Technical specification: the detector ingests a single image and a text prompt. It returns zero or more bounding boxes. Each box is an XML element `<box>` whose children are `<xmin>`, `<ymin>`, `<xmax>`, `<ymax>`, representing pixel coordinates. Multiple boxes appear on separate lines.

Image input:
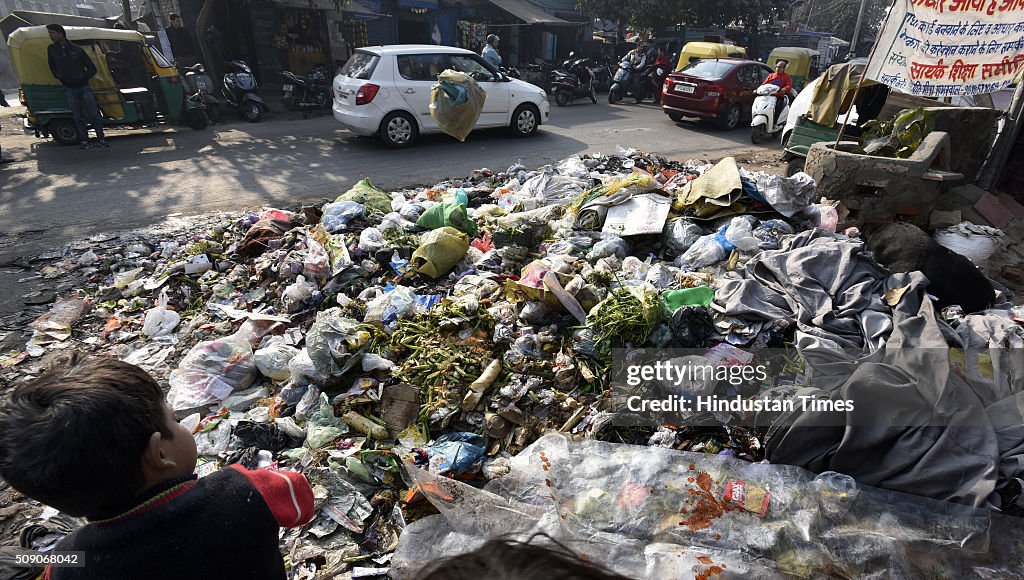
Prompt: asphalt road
<box><xmin>0</xmin><ymin>98</ymin><xmax>781</xmax><ymax>261</ymax></box>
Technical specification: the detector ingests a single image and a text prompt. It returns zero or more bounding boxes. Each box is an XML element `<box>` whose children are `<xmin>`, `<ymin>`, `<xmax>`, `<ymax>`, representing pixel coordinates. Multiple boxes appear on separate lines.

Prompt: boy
<box><xmin>0</xmin><ymin>354</ymin><xmax>314</xmax><ymax>579</ymax></box>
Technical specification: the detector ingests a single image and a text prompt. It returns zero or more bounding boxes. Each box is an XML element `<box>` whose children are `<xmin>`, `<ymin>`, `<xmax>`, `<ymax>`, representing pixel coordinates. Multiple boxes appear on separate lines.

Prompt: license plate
<box><xmin>676</xmin><ymin>83</ymin><xmax>695</xmax><ymax>94</ymax></box>
<box><xmin>282</xmin><ymin>84</ymin><xmax>294</xmax><ymax>91</ymax></box>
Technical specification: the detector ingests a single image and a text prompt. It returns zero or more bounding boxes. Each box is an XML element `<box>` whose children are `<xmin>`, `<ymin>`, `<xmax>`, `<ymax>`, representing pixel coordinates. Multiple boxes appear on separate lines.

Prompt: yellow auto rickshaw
<box><xmin>8</xmin><ymin>26</ymin><xmax>209</xmax><ymax>145</ymax></box>
<box><xmin>675</xmin><ymin>42</ymin><xmax>747</xmax><ymax>71</ymax></box>
<box><xmin>766</xmin><ymin>47</ymin><xmax>820</xmax><ymax>91</ymax></box>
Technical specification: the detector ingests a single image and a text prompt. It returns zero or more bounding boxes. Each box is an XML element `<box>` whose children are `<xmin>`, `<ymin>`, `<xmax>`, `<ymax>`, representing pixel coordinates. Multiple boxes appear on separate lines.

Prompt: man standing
<box><xmin>481</xmin><ymin>34</ymin><xmax>501</xmax><ymax>68</ymax></box>
<box><xmin>165</xmin><ymin>14</ymin><xmax>198</xmax><ymax>67</ymax></box>
<box><xmin>46</xmin><ymin>24</ymin><xmax>107</xmax><ymax>148</ymax></box>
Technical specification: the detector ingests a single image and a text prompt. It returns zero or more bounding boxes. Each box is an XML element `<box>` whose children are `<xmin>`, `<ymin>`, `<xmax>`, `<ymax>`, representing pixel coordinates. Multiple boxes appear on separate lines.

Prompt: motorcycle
<box><xmin>608</xmin><ymin>58</ymin><xmax>652</xmax><ymax>104</ymax></box>
<box><xmin>550</xmin><ymin>55</ymin><xmax>597</xmax><ymax>106</ymax></box>
<box><xmin>750</xmin><ymin>84</ymin><xmax>791</xmax><ymax>144</ymax></box>
<box><xmin>281</xmin><ymin>64</ymin><xmax>331</xmax><ymax>117</ymax></box>
<box><xmin>183</xmin><ymin>63</ymin><xmax>220</xmax><ymax>124</ymax></box>
<box><xmin>221</xmin><ymin>60</ymin><xmax>266</xmax><ymax>123</ymax></box>
<box><xmin>587</xmin><ymin>56</ymin><xmax>614</xmax><ymax>93</ymax></box>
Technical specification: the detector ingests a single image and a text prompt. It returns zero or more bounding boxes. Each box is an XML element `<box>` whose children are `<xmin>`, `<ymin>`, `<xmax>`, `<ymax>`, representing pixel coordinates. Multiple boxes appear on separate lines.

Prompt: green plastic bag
<box><xmin>659</xmin><ymin>286</ymin><xmax>715</xmax><ymax>318</ymax></box>
<box><xmin>416</xmin><ymin>202</ymin><xmax>478</xmax><ymax>236</ymax></box>
<box><xmin>411</xmin><ymin>227</ymin><xmax>469</xmax><ymax>279</ymax></box>
<box><xmin>430</xmin><ymin>70</ymin><xmax>486</xmax><ymax>142</ymax></box>
<box><xmin>335</xmin><ymin>178</ymin><xmax>392</xmax><ymax>214</ymax></box>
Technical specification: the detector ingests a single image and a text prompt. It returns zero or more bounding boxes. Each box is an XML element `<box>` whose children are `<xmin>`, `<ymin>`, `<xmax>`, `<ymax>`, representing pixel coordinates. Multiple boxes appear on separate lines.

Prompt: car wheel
<box><xmin>786</xmin><ymin>157</ymin><xmax>806</xmax><ymax>177</ymax></box>
<box><xmin>667</xmin><ymin>111</ymin><xmax>683</xmax><ymax>123</ymax></box>
<box><xmin>717</xmin><ymin>104</ymin><xmax>741</xmax><ymax>130</ymax></box>
<box><xmin>555</xmin><ymin>90</ymin><xmax>571</xmax><ymax>107</ymax></box>
<box><xmin>48</xmin><ymin>119</ymin><xmax>82</xmax><ymax>145</ymax></box>
<box><xmin>510</xmin><ymin>104</ymin><xmax>539</xmax><ymax>138</ymax></box>
<box><xmin>751</xmin><ymin>124</ymin><xmax>766</xmax><ymax>144</ymax></box>
<box><xmin>379</xmin><ymin>111</ymin><xmax>418</xmax><ymax>148</ymax></box>
<box><xmin>243</xmin><ymin>101</ymin><xmax>262</xmax><ymax>122</ymax></box>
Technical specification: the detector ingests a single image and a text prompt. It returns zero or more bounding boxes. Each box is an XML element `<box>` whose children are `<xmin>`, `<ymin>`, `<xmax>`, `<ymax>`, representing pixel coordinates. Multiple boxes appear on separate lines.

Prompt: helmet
<box><xmin>487</xmin><ymin>34</ymin><xmax>499</xmax><ymax>44</ymax></box>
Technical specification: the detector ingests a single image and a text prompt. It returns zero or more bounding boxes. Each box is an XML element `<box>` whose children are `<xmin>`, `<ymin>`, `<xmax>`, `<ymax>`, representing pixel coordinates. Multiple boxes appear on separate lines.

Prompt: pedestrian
<box><xmin>165</xmin><ymin>14</ymin><xmax>198</xmax><ymax>67</ymax></box>
<box><xmin>482</xmin><ymin>34</ymin><xmax>502</xmax><ymax>68</ymax></box>
<box><xmin>0</xmin><ymin>354</ymin><xmax>315</xmax><ymax>579</ymax></box>
<box><xmin>45</xmin><ymin>24</ymin><xmax>107</xmax><ymax>148</ymax></box>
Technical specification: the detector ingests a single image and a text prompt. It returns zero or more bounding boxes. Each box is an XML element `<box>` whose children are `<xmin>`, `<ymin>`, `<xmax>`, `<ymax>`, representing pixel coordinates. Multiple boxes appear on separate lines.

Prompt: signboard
<box><xmin>865</xmin><ymin>0</ymin><xmax>1024</xmax><ymax>97</ymax></box>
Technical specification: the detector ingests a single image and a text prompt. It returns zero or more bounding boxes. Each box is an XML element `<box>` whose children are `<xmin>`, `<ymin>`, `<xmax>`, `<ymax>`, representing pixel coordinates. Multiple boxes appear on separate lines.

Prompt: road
<box><xmin>0</xmin><ymin>99</ymin><xmax>781</xmax><ymax>260</ymax></box>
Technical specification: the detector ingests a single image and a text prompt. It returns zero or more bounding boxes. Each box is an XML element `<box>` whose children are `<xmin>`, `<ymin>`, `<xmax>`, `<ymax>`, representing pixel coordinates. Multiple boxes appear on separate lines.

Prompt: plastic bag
<box><xmin>399</xmin><ymin>202</ymin><xmax>427</xmax><ymax>223</ymax></box>
<box><xmin>660</xmin><ymin>286</ymin><xmax>715</xmax><ymax>316</ymax></box>
<box><xmin>142</xmin><ymin>289</ymin><xmax>180</xmax><ymax>338</ymax></box>
<box><xmin>555</xmin><ymin>156</ymin><xmax>589</xmax><ymax>178</ymax></box>
<box><xmin>282</xmin><ymin>275</ymin><xmax>316</xmax><ymax>313</ymax></box>
<box><xmin>416</xmin><ymin>202</ymin><xmax>478</xmax><ymax>236</ymax></box>
<box><xmin>426</xmin><ymin>432</ymin><xmax>486</xmax><ymax>475</ymax></box>
<box><xmin>254</xmin><ymin>339</ymin><xmax>300</xmax><ymax>381</ymax></box>
<box><xmin>663</xmin><ymin>219</ymin><xmax>704</xmax><ymax>256</ymax></box>
<box><xmin>334</xmin><ymin>178</ymin><xmax>393</xmax><ymax>214</ymax></box>
<box><xmin>167</xmin><ymin>330</ymin><xmax>256</xmax><ymax>410</ymax></box>
<box><xmin>305</xmin><ymin>308</ymin><xmax>368</xmax><ymax>378</ymax></box>
<box><xmin>411</xmin><ymin>227</ymin><xmax>469</xmax><ymax>279</ymax></box>
<box><xmin>517</xmin><ymin>173</ymin><xmax>587</xmax><ymax>210</ymax></box>
<box><xmin>429</xmin><ymin>70</ymin><xmax>486</xmax><ymax>142</ymax></box>
<box><xmin>289</xmin><ymin>349</ymin><xmax>329</xmax><ymax>387</ymax></box>
<box><xmin>586</xmin><ymin>237</ymin><xmax>628</xmax><ymax>261</ymax></box>
<box><xmin>804</xmin><ymin>203</ymin><xmax>839</xmax><ymax>233</ymax></box>
<box><xmin>359</xmin><ymin>227</ymin><xmax>385</xmax><ymax>253</ymax></box>
<box><xmin>321</xmin><ymin>201</ymin><xmax>365</xmax><ymax>233</ymax></box>
<box><xmin>752</xmin><ymin>219</ymin><xmax>795</xmax><ymax>250</ymax></box>
<box><xmin>933</xmin><ymin>223</ymin><xmax>1004</xmax><ymax>268</ymax></box>
<box><xmin>757</xmin><ymin>171</ymin><xmax>818</xmax><ymax>217</ymax></box>
<box><xmin>723</xmin><ymin>216</ymin><xmax>760</xmax><ymax>251</ymax></box>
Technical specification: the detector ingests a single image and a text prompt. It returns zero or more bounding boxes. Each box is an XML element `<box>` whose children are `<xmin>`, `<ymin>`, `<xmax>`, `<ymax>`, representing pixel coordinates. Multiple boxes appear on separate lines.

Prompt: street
<box><xmin>0</xmin><ymin>99</ymin><xmax>780</xmax><ymax>261</ymax></box>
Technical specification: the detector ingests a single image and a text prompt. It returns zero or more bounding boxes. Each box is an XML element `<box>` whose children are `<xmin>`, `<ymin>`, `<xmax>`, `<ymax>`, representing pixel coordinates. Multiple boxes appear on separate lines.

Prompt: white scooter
<box><xmin>750</xmin><ymin>84</ymin><xmax>790</xmax><ymax>144</ymax></box>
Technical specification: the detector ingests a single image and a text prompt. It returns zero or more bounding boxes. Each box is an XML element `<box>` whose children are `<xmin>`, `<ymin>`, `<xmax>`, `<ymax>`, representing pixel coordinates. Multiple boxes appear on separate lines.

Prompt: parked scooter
<box><xmin>750</xmin><ymin>84</ymin><xmax>790</xmax><ymax>144</ymax></box>
<box><xmin>499</xmin><ymin>66</ymin><xmax>521</xmax><ymax>79</ymax></box>
<box><xmin>281</xmin><ymin>64</ymin><xmax>330</xmax><ymax>117</ymax></box>
<box><xmin>183</xmin><ymin>63</ymin><xmax>220</xmax><ymax>124</ymax></box>
<box><xmin>588</xmin><ymin>56</ymin><xmax>614</xmax><ymax>93</ymax></box>
<box><xmin>550</xmin><ymin>54</ymin><xmax>597</xmax><ymax>106</ymax></box>
<box><xmin>221</xmin><ymin>60</ymin><xmax>266</xmax><ymax>122</ymax></box>
<box><xmin>608</xmin><ymin>59</ymin><xmax>652</xmax><ymax>104</ymax></box>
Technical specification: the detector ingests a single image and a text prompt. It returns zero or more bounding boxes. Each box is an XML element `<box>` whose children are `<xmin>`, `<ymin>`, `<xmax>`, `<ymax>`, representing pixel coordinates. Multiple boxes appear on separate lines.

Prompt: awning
<box><xmin>273</xmin><ymin>0</ymin><xmax>377</xmax><ymax>15</ymax></box>
<box><xmin>488</xmin><ymin>0</ymin><xmax>575</xmax><ymax>26</ymax></box>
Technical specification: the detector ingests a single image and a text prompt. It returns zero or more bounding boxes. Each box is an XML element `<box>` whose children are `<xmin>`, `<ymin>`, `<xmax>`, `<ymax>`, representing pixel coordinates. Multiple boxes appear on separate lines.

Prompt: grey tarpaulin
<box><xmin>714</xmin><ymin>230</ymin><xmax>1021</xmax><ymax>508</ymax></box>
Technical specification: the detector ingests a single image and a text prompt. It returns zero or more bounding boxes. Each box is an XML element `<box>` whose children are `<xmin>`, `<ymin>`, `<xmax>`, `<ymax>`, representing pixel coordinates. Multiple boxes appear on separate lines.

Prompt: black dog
<box><xmin>863</xmin><ymin>222</ymin><xmax>995</xmax><ymax>313</ymax></box>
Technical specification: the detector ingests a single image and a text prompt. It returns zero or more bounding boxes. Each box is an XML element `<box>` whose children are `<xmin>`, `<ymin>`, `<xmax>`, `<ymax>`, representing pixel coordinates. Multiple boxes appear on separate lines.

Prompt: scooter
<box><xmin>183</xmin><ymin>63</ymin><xmax>220</xmax><ymax>124</ymax></box>
<box><xmin>281</xmin><ymin>64</ymin><xmax>330</xmax><ymax>117</ymax></box>
<box><xmin>499</xmin><ymin>66</ymin><xmax>521</xmax><ymax>79</ymax></box>
<box><xmin>750</xmin><ymin>84</ymin><xmax>790</xmax><ymax>144</ymax></box>
<box><xmin>221</xmin><ymin>60</ymin><xmax>266</xmax><ymax>123</ymax></box>
<box><xmin>550</xmin><ymin>54</ymin><xmax>597</xmax><ymax>106</ymax></box>
<box><xmin>608</xmin><ymin>59</ymin><xmax>652</xmax><ymax>104</ymax></box>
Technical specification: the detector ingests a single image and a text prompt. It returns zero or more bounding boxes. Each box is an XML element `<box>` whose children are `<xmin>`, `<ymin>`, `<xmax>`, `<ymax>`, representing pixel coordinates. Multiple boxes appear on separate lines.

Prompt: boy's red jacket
<box><xmin>44</xmin><ymin>465</ymin><xmax>313</xmax><ymax>579</ymax></box>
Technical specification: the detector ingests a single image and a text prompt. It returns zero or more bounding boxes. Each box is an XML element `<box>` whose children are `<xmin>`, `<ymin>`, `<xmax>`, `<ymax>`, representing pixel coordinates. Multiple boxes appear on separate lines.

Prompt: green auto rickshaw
<box><xmin>8</xmin><ymin>26</ymin><xmax>209</xmax><ymax>145</ymax></box>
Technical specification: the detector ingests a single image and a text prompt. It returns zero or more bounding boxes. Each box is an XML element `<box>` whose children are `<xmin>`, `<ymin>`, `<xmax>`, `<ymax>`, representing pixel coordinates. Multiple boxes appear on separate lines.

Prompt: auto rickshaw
<box><xmin>7</xmin><ymin>26</ymin><xmax>209</xmax><ymax>145</ymax></box>
<box><xmin>766</xmin><ymin>47</ymin><xmax>819</xmax><ymax>91</ymax></box>
<box><xmin>675</xmin><ymin>42</ymin><xmax>747</xmax><ymax>71</ymax></box>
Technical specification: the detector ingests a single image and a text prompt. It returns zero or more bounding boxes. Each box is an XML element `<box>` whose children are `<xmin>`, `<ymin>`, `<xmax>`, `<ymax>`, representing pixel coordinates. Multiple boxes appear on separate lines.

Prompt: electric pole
<box><xmin>850</xmin><ymin>0</ymin><xmax>869</xmax><ymax>57</ymax></box>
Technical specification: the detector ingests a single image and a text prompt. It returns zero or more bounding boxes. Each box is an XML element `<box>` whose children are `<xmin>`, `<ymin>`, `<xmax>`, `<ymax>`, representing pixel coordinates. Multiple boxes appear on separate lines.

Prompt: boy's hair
<box><xmin>45</xmin><ymin>24</ymin><xmax>66</xmax><ymax>38</ymax></box>
<box><xmin>0</xmin><ymin>354</ymin><xmax>172</xmax><ymax>517</ymax></box>
<box><xmin>414</xmin><ymin>536</ymin><xmax>633</xmax><ymax>580</ymax></box>
<box><xmin>169</xmin><ymin>13</ymin><xmax>181</xmax><ymax>20</ymax></box>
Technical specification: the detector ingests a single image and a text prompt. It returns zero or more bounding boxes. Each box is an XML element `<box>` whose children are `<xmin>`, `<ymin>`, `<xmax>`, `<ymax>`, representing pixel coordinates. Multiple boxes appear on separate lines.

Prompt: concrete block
<box><xmin>960</xmin><ymin>207</ymin><xmax>994</xmax><ymax>227</ymax></box>
<box><xmin>948</xmin><ymin>184</ymin><xmax>987</xmax><ymax>205</ymax></box>
<box><xmin>929</xmin><ymin>209</ymin><xmax>962</xmax><ymax>230</ymax></box>
<box><xmin>974</xmin><ymin>191</ymin><xmax>1012</xmax><ymax>229</ymax></box>
<box><xmin>996</xmin><ymin>194</ymin><xmax>1024</xmax><ymax>221</ymax></box>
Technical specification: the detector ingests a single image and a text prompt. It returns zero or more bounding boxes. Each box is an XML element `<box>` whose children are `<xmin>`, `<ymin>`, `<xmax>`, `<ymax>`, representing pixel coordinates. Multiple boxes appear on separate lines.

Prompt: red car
<box><xmin>661</xmin><ymin>59</ymin><xmax>773</xmax><ymax>130</ymax></box>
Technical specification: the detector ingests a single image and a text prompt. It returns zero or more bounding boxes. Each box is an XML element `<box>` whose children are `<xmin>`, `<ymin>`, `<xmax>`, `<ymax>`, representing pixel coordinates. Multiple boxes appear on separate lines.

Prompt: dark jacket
<box><xmin>44</xmin><ymin>465</ymin><xmax>314</xmax><ymax>580</ymax></box>
<box><xmin>165</xmin><ymin>26</ymin><xmax>197</xmax><ymax>59</ymax></box>
<box><xmin>47</xmin><ymin>40</ymin><xmax>97</xmax><ymax>89</ymax></box>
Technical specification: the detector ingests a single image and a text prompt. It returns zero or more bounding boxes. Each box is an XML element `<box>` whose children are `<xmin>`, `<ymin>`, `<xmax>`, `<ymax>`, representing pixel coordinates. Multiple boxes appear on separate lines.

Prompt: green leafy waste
<box><xmin>858</xmin><ymin>107</ymin><xmax>934</xmax><ymax>159</ymax></box>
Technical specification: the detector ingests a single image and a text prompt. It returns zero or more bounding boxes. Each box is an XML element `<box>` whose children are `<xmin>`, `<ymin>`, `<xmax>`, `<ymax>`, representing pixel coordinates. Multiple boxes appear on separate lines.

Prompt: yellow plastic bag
<box><xmin>410</xmin><ymin>227</ymin><xmax>469</xmax><ymax>279</ymax></box>
<box><xmin>430</xmin><ymin>70</ymin><xmax>486</xmax><ymax>142</ymax></box>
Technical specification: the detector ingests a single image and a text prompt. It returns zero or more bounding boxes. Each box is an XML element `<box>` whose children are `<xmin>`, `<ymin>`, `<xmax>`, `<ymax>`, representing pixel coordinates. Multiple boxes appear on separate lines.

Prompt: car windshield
<box><xmin>340</xmin><ymin>52</ymin><xmax>379</xmax><ymax>80</ymax></box>
<box><xmin>680</xmin><ymin>60</ymin><xmax>733</xmax><ymax>79</ymax></box>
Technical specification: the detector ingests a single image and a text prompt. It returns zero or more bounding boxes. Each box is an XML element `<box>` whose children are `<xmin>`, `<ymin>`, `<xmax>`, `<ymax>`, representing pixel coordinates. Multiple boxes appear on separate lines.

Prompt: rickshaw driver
<box><xmin>46</xmin><ymin>24</ymin><xmax>107</xmax><ymax>148</ymax></box>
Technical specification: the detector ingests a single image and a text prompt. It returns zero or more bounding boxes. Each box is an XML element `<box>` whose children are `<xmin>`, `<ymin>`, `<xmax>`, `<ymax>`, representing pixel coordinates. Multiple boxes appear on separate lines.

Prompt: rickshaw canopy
<box><xmin>676</xmin><ymin>42</ymin><xmax>747</xmax><ymax>71</ymax></box>
<box><xmin>7</xmin><ymin>26</ymin><xmax>147</xmax><ymax>85</ymax></box>
<box><xmin>807</xmin><ymin>60</ymin><xmax>878</xmax><ymax>126</ymax></box>
<box><xmin>767</xmin><ymin>47</ymin><xmax>819</xmax><ymax>79</ymax></box>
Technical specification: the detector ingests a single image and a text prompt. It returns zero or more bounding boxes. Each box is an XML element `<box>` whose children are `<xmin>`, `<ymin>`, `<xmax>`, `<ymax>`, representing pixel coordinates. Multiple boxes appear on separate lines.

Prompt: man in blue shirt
<box><xmin>481</xmin><ymin>34</ymin><xmax>502</xmax><ymax>68</ymax></box>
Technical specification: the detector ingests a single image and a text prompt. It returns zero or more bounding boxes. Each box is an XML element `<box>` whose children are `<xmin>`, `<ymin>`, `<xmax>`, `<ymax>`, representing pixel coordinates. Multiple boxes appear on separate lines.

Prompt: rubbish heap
<box><xmin>3</xmin><ymin>148</ymin><xmax>1024</xmax><ymax>579</ymax></box>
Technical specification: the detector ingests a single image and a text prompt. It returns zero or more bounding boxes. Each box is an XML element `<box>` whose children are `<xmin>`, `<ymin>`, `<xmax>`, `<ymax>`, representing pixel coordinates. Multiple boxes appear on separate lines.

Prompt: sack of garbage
<box><xmin>320</xmin><ymin>201</ymin><xmax>365</xmax><ymax>233</ymax></box>
<box><xmin>678</xmin><ymin>216</ymin><xmax>760</xmax><ymax>269</ymax></box>
<box><xmin>752</xmin><ymin>171</ymin><xmax>818</xmax><ymax>217</ymax></box>
<box><xmin>933</xmin><ymin>222</ymin><xmax>1004</xmax><ymax>268</ymax></box>
<box><xmin>167</xmin><ymin>330</ymin><xmax>257</xmax><ymax>410</ymax></box>
<box><xmin>334</xmin><ymin>178</ymin><xmax>393</xmax><ymax>214</ymax></box>
<box><xmin>416</xmin><ymin>202</ymin><xmax>478</xmax><ymax>236</ymax></box>
<box><xmin>142</xmin><ymin>289</ymin><xmax>181</xmax><ymax>338</ymax></box>
<box><xmin>516</xmin><ymin>173</ymin><xmax>587</xmax><ymax>210</ymax></box>
<box><xmin>411</xmin><ymin>227</ymin><xmax>469</xmax><ymax>279</ymax></box>
<box><xmin>254</xmin><ymin>338</ymin><xmax>300</xmax><ymax>381</ymax></box>
<box><xmin>663</xmin><ymin>218</ymin><xmax>704</xmax><ymax>257</ymax></box>
<box><xmin>429</xmin><ymin>70</ymin><xmax>486</xmax><ymax>142</ymax></box>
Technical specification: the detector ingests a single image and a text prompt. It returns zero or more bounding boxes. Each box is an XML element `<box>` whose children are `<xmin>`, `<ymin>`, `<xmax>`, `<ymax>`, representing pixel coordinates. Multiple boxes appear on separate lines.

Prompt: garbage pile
<box><xmin>3</xmin><ymin>148</ymin><xmax>1023</xmax><ymax>578</ymax></box>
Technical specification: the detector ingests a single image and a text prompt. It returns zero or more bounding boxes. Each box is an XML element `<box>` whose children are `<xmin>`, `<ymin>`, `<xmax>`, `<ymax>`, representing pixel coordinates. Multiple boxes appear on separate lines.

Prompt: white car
<box><xmin>332</xmin><ymin>45</ymin><xmax>550</xmax><ymax>148</ymax></box>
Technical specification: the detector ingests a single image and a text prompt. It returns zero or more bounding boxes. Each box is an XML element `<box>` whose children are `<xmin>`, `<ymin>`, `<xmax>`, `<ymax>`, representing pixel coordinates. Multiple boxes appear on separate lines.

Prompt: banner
<box><xmin>865</xmin><ymin>0</ymin><xmax>1024</xmax><ymax>97</ymax></box>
